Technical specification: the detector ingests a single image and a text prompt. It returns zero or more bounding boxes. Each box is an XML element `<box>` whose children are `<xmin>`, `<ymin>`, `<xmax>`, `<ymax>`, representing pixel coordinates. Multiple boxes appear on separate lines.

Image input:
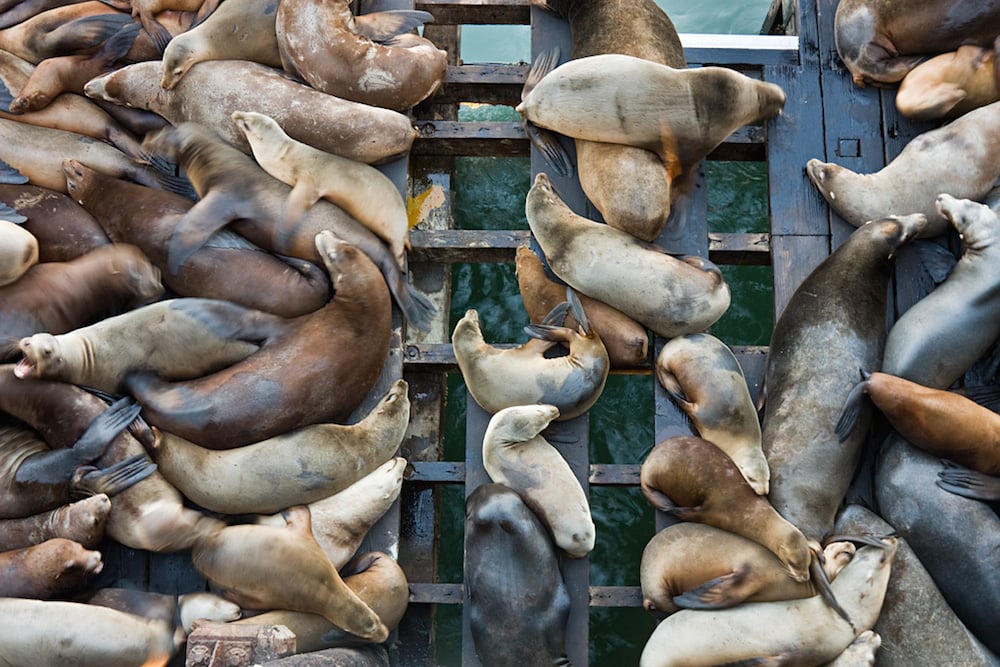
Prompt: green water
<box><xmin>433</xmin><ymin>4</ymin><xmax>777</xmax><ymax>664</ymax></box>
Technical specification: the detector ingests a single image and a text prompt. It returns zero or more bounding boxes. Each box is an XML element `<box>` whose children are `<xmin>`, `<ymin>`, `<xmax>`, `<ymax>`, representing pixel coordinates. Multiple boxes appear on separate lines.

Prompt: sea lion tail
<box><xmin>0</xmin><ymin>201</ymin><xmax>26</xmax><ymax>223</ymax></box>
<box><xmin>0</xmin><ymin>157</ymin><xmax>27</xmax><ymax>184</ymax></box>
<box><xmin>834</xmin><ymin>371</ymin><xmax>872</xmax><ymax>442</ymax></box>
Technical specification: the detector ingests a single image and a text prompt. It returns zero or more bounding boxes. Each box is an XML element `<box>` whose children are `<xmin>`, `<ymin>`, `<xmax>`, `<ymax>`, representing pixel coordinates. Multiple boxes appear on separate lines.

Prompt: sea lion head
<box><xmin>487</xmin><ymin>404</ymin><xmax>561</xmax><ymax>446</ymax></box>
<box><xmin>772</xmin><ymin>523</ymin><xmax>812</xmax><ymax>583</ymax></box>
<box><xmin>161</xmin><ymin>38</ymin><xmax>195</xmax><ymax>90</ymax></box>
<box><xmin>83</xmin><ymin>71</ymin><xmax>124</xmax><ymax>106</ymax></box>
<box><xmin>936</xmin><ymin>194</ymin><xmax>996</xmax><ymax>251</ymax></box>
<box><xmin>866</xmin><ymin>213</ymin><xmax>927</xmax><ymax>260</ymax></box>
<box><xmin>14</xmin><ymin>333</ymin><xmax>61</xmax><ymax>380</ymax></box>
<box><xmin>231</xmin><ymin>110</ymin><xmax>282</xmax><ymax>149</ymax></box>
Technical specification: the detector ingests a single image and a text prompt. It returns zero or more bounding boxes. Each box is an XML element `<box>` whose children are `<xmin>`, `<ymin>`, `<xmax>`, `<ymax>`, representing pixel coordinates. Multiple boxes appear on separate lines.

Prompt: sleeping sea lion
<box><xmin>0</xmin><ymin>537</ymin><xmax>102</xmax><ymax>598</ymax></box>
<box><xmin>0</xmin><ymin>182</ymin><xmax>110</xmax><ymax>261</ymax></box>
<box><xmin>0</xmin><ymin>493</ymin><xmax>110</xmax><ymax>551</ymax></box>
<box><xmin>896</xmin><ymin>43</ymin><xmax>1000</xmax><ymax>120</ymax></box>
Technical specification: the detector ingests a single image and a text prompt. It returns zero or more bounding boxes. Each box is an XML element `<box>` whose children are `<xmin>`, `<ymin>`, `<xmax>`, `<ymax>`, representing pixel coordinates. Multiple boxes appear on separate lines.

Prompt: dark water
<box><xmin>434</xmin><ymin>4</ymin><xmax>776</xmax><ymax>664</ymax></box>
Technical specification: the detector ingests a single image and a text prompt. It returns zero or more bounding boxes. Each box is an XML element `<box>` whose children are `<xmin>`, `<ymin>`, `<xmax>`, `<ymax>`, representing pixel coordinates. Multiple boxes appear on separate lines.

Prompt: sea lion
<box><xmin>276</xmin><ymin>1</ymin><xmax>445</xmax><ymax>111</ymax></box>
<box><xmin>0</xmin><ymin>0</ymin><xmax>84</xmax><ymax>29</ymax></box>
<box><xmin>827</xmin><ymin>631</ymin><xmax>882</xmax><ymax>667</ymax></box>
<box><xmin>233</xmin><ymin>551</ymin><xmax>409</xmax><ymax>651</ymax></box>
<box><xmin>481</xmin><ymin>404</ymin><xmax>595</xmax><ymax>558</ymax></box>
<box><xmin>526</xmin><ymin>171</ymin><xmax>730</xmax><ymax>338</ymax></box>
<box><xmin>880</xmin><ymin>195</ymin><xmax>1000</xmax><ymax>388</ymax></box>
<box><xmin>0</xmin><ymin>596</ymin><xmax>177</xmax><ymax>666</ymax></box>
<box><xmin>129</xmin><ymin>0</ymin><xmax>217</xmax><ymax>52</ymax></box>
<box><xmin>85</xmin><ymin>59</ymin><xmax>419</xmax><ymax>164</ymax></box>
<box><xmin>0</xmin><ymin>493</ymin><xmax>110</xmax><ymax>551</ymax></box>
<box><xmin>806</xmin><ymin>102</ymin><xmax>1000</xmax><ymax>237</ymax></box>
<box><xmin>0</xmin><ymin>182</ymin><xmax>110</xmax><ymax>261</ymax></box>
<box><xmin>0</xmin><ymin>537</ymin><xmax>102</xmax><ymax>598</ymax></box>
<box><xmin>834</xmin><ymin>0</ymin><xmax>1000</xmax><ymax>87</ymax></box>
<box><xmin>515</xmin><ymin>245</ymin><xmax>648</xmax><ymax>368</ymax></box>
<box><xmin>640</xmin><ymin>523</ymin><xmax>856</xmax><ymax>617</ymax></box>
<box><xmin>160</xmin><ymin>0</ymin><xmax>282</xmax><ymax>89</ymax></box>
<box><xmin>517</xmin><ymin>53</ymin><xmax>786</xmax><ymax>167</ymax></box>
<box><xmin>655</xmin><ymin>333</ymin><xmax>768</xmax><ymax>495</ymax></box>
<box><xmin>61</xmin><ymin>159</ymin><xmax>331</xmax><ymax>317</ymax></box>
<box><xmin>760</xmin><ymin>213</ymin><xmax>926</xmax><ymax>543</ymax></box>
<box><xmin>0</xmin><ymin>243</ymin><xmax>163</xmax><ymax>359</ymax></box>
<box><xmin>0</xmin><ymin>2</ymin><xmax>131</xmax><ymax>63</ymax></box>
<box><xmin>453</xmin><ymin>295</ymin><xmax>609</xmax><ymax>421</ymax></box>
<box><xmin>0</xmin><ymin>219</ymin><xmax>37</xmax><ymax>286</ymax></box>
<box><xmin>640</xmin><ymin>435</ymin><xmax>814</xmax><ymax>585</ymax></box>
<box><xmin>464</xmin><ymin>483</ymin><xmax>572</xmax><ymax>667</ymax></box>
<box><xmin>191</xmin><ymin>505</ymin><xmax>389</xmax><ymax>643</ymax></box>
<box><xmin>14</xmin><ymin>298</ymin><xmax>267</xmax><ymax>394</ymax></box>
<box><xmin>896</xmin><ymin>43</ymin><xmax>1000</xmax><ymax>120</ymax></box>
<box><xmin>638</xmin><ymin>538</ymin><xmax>898</xmax><ymax>667</ymax></box>
<box><xmin>137</xmin><ymin>121</ymin><xmax>434</xmax><ymax>331</ymax></box>
<box><xmin>123</xmin><ymin>232</ymin><xmax>392</xmax><ymax>449</ymax></box>
<box><xmin>936</xmin><ymin>465</ymin><xmax>1000</xmax><ymax>501</ymax></box>
<box><xmin>233</xmin><ymin>109</ymin><xmax>410</xmax><ymax>272</ymax></box>
<box><xmin>531</xmin><ymin>0</ymin><xmax>686</xmax><ymax>240</ymax></box>
<box><xmin>142</xmin><ymin>382</ymin><xmax>408</xmax><ymax>514</ymax></box>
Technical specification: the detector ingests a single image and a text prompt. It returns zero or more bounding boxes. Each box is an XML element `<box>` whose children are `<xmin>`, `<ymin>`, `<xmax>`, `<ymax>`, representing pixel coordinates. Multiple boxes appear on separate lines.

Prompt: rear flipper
<box><xmin>71</xmin><ymin>397</ymin><xmax>144</xmax><ymax>462</ymax></box>
<box><xmin>810</xmin><ymin>546</ymin><xmax>852</xmax><ymax>629</ymax></box>
<box><xmin>0</xmin><ymin>157</ymin><xmax>27</xmax><ymax>184</ymax></box>
<box><xmin>45</xmin><ymin>13</ymin><xmax>133</xmax><ymax>56</ymax></box>
<box><xmin>672</xmin><ymin>568</ymin><xmax>752</xmax><ymax>610</ymax></box>
<box><xmin>354</xmin><ymin>9</ymin><xmax>434</xmax><ymax>42</ymax></box>
<box><xmin>0</xmin><ymin>201</ymin><xmax>26</xmax><ymax>223</ymax></box>
<box><xmin>72</xmin><ymin>452</ymin><xmax>157</xmax><ymax>497</ymax></box>
<box><xmin>936</xmin><ymin>463</ymin><xmax>1000</xmax><ymax>501</ymax></box>
<box><xmin>520</xmin><ymin>47</ymin><xmax>573</xmax><ymax>176</ymax></box>
<box><xmin>835</xmin><ymin>370</ymin><xmax>872</xmax><ymax>442</ymax></box>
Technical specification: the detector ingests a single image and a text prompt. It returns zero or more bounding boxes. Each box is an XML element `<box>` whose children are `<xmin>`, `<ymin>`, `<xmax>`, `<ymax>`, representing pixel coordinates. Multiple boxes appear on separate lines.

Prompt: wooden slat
<box><xmin>409</xmin><ymin>582</ymin><xmax>644</xmax><ymax>608</ymax></box>
<box><xmin>416</xmin><ymin>0</ymin><xmax>528</xmax><ymax>25</ymax></box>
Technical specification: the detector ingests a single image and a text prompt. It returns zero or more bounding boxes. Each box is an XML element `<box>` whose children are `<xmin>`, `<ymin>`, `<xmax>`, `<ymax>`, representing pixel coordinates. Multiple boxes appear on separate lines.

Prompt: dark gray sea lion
<box><xmin>464</xmin><ymin>483</ymin><xmax>572</xmax><ymax>667</ymax></box>
<box><xmin>761</xmin><ymin>213</ymin><xmax>926</xmax><ymax>543</ymax></box>
<box><xmin>0</xmin><ymin>493</ymin><xmax>110</xmax><ymax>551</ymax></box>
<box><xmin>0</xmin><ymin>537</ymin><xmax>102</xmax><ymax>599</ymax></box>
<box><xmin>0</xmin><ymin>182</ymin><xmax>110</xmax><ymax>261</ymax></box>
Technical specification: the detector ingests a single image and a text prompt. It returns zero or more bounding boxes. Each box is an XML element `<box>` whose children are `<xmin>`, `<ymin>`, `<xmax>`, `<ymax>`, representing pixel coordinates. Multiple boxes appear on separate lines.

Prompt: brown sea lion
<box><xmin>191</xmin><ymin>505</ymin><xmax>389</xmax><ymax>643</ymax></box>
<box><xmin>0</xmin><ymin>219</ymin><xmax>37</xmax><ymax>285</ymax></box>
<box><xmin>806</xmin><ymin>102</ymin><xmax>1000</xmax><ymax>237</ymax></box>
<box><xmin>0</xmin><ymin>2</ymin><xmax>131</xmax><ymax>64</ymax></box>
<box><xmin>655</xmin><ymin>333</ymin><xmax>768</xmax><ymax>495</ymax></box>
<box><xmin>834</xmin><ymin>0</ymin><xmax>1000</xmax><ymax>87</ymax></box>
<box><xmin>761</xmin><ymin>214</ymin><xmax>926</xmax><ymax>543</ymax></box>
<box><xmin>141</xmin><ymin>381</ymin><xmax>409</xmax><ymax>514</ymax></box>
<box><xmin>0</xmin><ymin>0</ymin><xmax>85</xmax><ymax>29</ymax></box>
<box><xmin>0</xmin><ymin>243</ymin><xmax>162</xmax><ymax>359</ymax></box>
<box><xmin>61</xmin><ymin>159</ymin><xmax>331</xmax><ymax>317</ymax></box>
<box><xmin>896</xmin><ymin>43</ymin><xmax>1000</xmax><ymax>120</ymax></box>
<box><xmin>123</xmin><ymin>231</ymin><xmax>392</xmax><ymax>449</ymax></box>
<box><xmin>0</xmin><ymin>182</ymin><xmax>110</xmax><ymax>261</ymax></box>
<box><xmin>453</xmin><ymin>294</ymin><xmax>609</xmax><ymax>421</ymax></box>
<box><xmin>515</xmin><ymin>245</ymin><xmax>648</xmax><ymax>368</ymax></box>
<box><xmin>276</xmin><ymin>2</ymin><xmax>445</xmax><ymax>111</ymax></box>
<box><xmin>526</xmin><ymin>172</ymin><xmax>730</xmax><ymax>338</ymax></box>
<box><xmin>0</xmin><ymin>537</ymin><xmax>102</xmax><ymax>598</ymax></box>
<box><xmin>482</xmin><ymin>404</ymin><xmax>595</xmax><ymax>558</ymax></box>
<box><xmin>0</xmin><ymin>493</ymin><xmax>110</xmax><ymax>551</ymax></box>
<box><xmin>85</xmin><ymin>59</ymin><xmax>419</xmax><ymax>164</ymax></box>
<box><xmin>129</xmin><ymin>0</ymin><xmax>217</xmax><ymax>52</ymax></box>
<box><xmin>638</xmin><ymin>539</ymin><xmax>898</xmax><ymax>667</ymax></box>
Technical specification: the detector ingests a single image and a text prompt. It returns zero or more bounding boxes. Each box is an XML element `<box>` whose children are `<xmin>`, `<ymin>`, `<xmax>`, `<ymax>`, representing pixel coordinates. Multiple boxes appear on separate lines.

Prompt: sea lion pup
<box><xmin>123</xmin><ymin>232</ymin><xmax>392</xmax><ymax>450</ymax></box>
<box><xmin>142</xmin><ymin>382</ymin><xmax>409</xmax><ymax>514</ymax></box>
<box><xmin>233</xmin><ymin>110</ymin><xmax>411</xmax><ymax>273</ymax></box>
<box><xmin>453</xmin><ymin>294</ymin><xmax>610</xmax><ymax>421</ymax></box>
<box><xmin>639</xmin><ymin>538</ymin><xmax>898</xmax><ymax>667</ymax></box>
<box><xmin>276</xmin><ymin>1</ymin><xmax>445</xmax><ymax>111</ymax></box>
<box><xmin>531</xmin><ymin>0</ymin><xmax>686</xmax><ymax>240</ymax></box>
<box><xmin>0</xmin><ymin>243</ymin><xmax>163</xmax><ymax>360</ymax></box>
<box><xmin>61</xmin><ymin>159</ymin><xmax>331</xmax><ymax>318</ymax></box>
<box><xmin>0</xmin><ymin>219</ymin><xmax>37</xmax><ymax>285</ymax></box>
<box><xmin>655</xmin><ymin>333</ymin><xmax>768</xmax><ymax>495</ymax></box>
<box><xmin>0</xmin><ymin>182</ymin><xmax>110</xmax><ymax>261</ymax></box>
<box><xmin>806</xmin><ymin>102</ymin><xmax>1000</xmax><ymax>237</ymax></box>
<box><xmin>834</xmin><ymin>0</ymin><xmax>1000</xmax><ymax>88</ymax></box>
<box><xmin>482</xmin><ymin>404</ymin><xmax>595</xmax><ymax>558</ymax></box>
<box><xmin>515</xmin><ymin>246</ymin><xmax>648</xmax><ymax>368</ymax></box>
<box><xmin>233</xmin><ymin>551</ymin><xmax>409</xmax><ymax>651</ymax></box>
<box><xmin>464</xmin><ymin>484</ymin><xmax>572</xmax><ymax>667</ymax></box>
<box><xmin>14</xmin><ymin>298</ymin><xmax>267</xmax><ymax>394</ymax></box>
<box><xmin>138</xmin><ymin>121</ymin><xmax>434</xmax><ymax>331</ymax></box>
<box><xmin>0</xmin><ymin>2</ymin><xmax>131</xmax><ymax>64</ymax></box>
<box><xmin>880</xmin><ymin>195</ymin><xmax>1000</xmax><ymax>388</ymax></box>
<box><xmin>0</xmin><ymin>493</ymin><xmax>110</xmax><ymax>551</ymax></box>
<box><xmin>896</xmin><ymin>43</ymin><xmax>1000</xmax><ymax>120</ymax></box>
<box><xmin>0</xmin><ymin>537</ymin><xmax>102</xmax><ymax>598</ymax></box>
<box><xmin>640</xmin><ymin>523</ymin><xmax>856</xmax><ymax>617</ymax></box>
<box><xmin>0</xmin><ymin>596</ymin><xmax>178</xmax><ymax>666</ymax></box>
<box><xmin>517</xmin><ymin>52</ymin><xmax>786</xmax><ymax>168</ymax></box>
<box><xmin>160</xmin><ymin>0</ymin><xmax>283</xmax><ymax>89</ymax></box>
<box><xmin>761</xmin><ymin>213</ymin><xmax>926</xmax><ymax>544</ymax></box>
<box><xmin>526</xmin><ymin>172</ymin><xmax>730</xmax><ymax>338</ymax></box>
<box><xmin>85</xmin><ymin>59</ymin><xmax>419</xmax><ymax>165</ymax></box>
<box><xmin>192</xmin><ymin>505</ymin><xmax>389</xmax><ymax>643</ymax></box>
<box><xmin>837</xmin><ymin>371</ymin><xmax>1000</xmax><ymax>474</ymax></box>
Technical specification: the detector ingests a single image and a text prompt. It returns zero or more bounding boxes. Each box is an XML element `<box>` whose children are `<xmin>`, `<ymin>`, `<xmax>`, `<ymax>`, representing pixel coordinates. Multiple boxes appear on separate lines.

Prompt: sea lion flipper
<box><xmin>834</xmin><ymin>373</ymin><xmax>872</xmax><ymax>442</ymax></box>
<box><xmin>914</xmin><ymin>239</ymin><xmax>957</xmax><ymax>285</ymax></box>
<box><xmin>47</xmin><ymin>13</ymin><xmax>133</xmax><ymax>55</ymax></box>
<box><xmin>136</xmin><ymin>12</ymin><xmax>173</xmax><ymax>54</ymax></box>
<box><xmin>540</xmin><ymin>300</ymin><xmax>570</xmax><ymax>326</ymax></box>
<box><xmin>281</xmin><ymin>179</ymin><xmax>321</xmax><ymax>229</ymax></box>
<box><xmin>353</xmin><ymin>9</ymin><xmax>434</xmax><ymax>42</ymax></box>
<box><xmin>167</xmin><ymin>194</ymin><xmax>247</xmax><ymax>274</ymax></box>
<box><xmin>524</xmin><ymin>323</ymin><xmax>573</xmax><ymax>344</ymax></box>
<box><xmin>640</xmin><ymin>483</ymin><xmax>677</xmax><ymax>513</ymax></box>
<box><xmin>168</xmin><ymin>298</ymin><xmax>284</xmax><ymax>343</ymax></box>
<box><xmin>0</xmin><ymin>157</ymin><xmax>27</xmax><ymax>184</ymax></box>
<box><xmin>0</xmin><ymin>77</ymin><xmax>14</xmax><ymax>113</ymax></box>
<box><xmin>810</xmin><ymin>549</ymin><xmax>853</xmax><ymax>628</ymax></box>
<box><xmin>72</xmin><ymin>453</ymin><xmax>158</xmax><ymax>498</ymax></box>
<box><xmin>564</xmin><ymin>288</ymin><xmax>589</xmax><ymax>332</ymax></box>
<box><xmin>71</xmin><ymin>397</ymin><xmax>144</xmax><ymax>462</ymax></box>
<box><xmin>521</xmin><ymin>46</ymin><xmax>560</xmax><ymax>102</ymax></box>
<box><xmin>0</xmin><ymin>201</ymin><xmax>26</xmax><ymax>224</ymax></box>
<box><xmin>399</xmin><ymin>280</ymin><xmax>437</xmax><ymax>332</ymax></box>
<box><xmin>524</xmin><ymin>123</ymin><xmax>573</xmax><ymax>177</ymax></box>
<box><xmin>672</xmin><ymin>570</ymin><xmax>749</xmax><ymax>610</ymax></box>
<box><xmin>936</xmin><ymin>466</ymin><xmax>1000</xmax><ymax>501</ymax></box>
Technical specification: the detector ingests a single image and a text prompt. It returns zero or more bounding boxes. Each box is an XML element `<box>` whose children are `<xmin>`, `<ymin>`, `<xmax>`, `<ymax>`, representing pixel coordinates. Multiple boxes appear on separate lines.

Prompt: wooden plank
<box><xmin>589</xmin><ymin>586</ymin><xmax>644</xmax><ymax>608</ymax></box>
<box><xmin>769</xmin><ymin>234</ymin><xmax>829</xmax><ymax>318</ymax></box>
<box><xmin>682</xmin><ymin>34</ymin><xmax>799</xmax><ymax>65</ymax></box>
<box><xmin>416</xmin><ymin>0</ymin><xmax>528</xmax><ymax>25</ymax></box>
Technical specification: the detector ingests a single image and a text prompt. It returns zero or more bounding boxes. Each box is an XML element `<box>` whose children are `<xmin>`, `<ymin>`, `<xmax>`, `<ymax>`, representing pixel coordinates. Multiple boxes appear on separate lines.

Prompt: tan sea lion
<box><xmin>482</xmin><ymin>404</ymin><xmax>595</xmax><ymax>558</ymax></box>
<box><xmin>85</xmin><ymin>59</ymin><xmax>419</xmax><ymax>164</ymax></box>
<box><xmin>14</xmin><ymin>298</ymin><xmax>267</xmax><ymax>394</ymax></box>
<box><xmin>515</xmin><ymin>245</ymin><xmax>648</xmax><ymax>368</ymax></box>
<box><xmin>806</xmin><ymin>102</ymin><xmax>1000</xmax><ymax>237</ymax></box>
<box><xmin>0</xmin><ymin>182</ymin><xmax>110</xmax><ymax>261</ymax></box>
<box><xmin>826</xmin><ymin>631</ymin><xmax>882</xmax><ymax>667</ymax></box>
<box><xmin>526</xmin><ymin>172</ymin><xmax>730</xmax><ymax>338</ymax></box>
<box><xmin>0</xmin><ymin>537</ymin><xmax>102</xmax><ymax>598</ymax></box>
<box><xmin>233</xmin><ymin>110</ymin><xmax>410</xmax><ymax>272</ymax></box>
<box><xmin>655</xmin><ymin>333</ymin><xmax>767</xmax><ymax>495</ymax></box>
<box><xmin>453</xmin><ymin>294</ymin><xmax>609</xmax><ymax>421</ymax></box>
<box><xmin>638</xmin><ymin>538</ymin><xmax>898</xmax><ymax>667</ymax></box>
<box><xmin>192</xmin><ymin>505</ymin><xmax>389</xmax><ymax>643</ymax></box>
<box><xmin>276</xmin><ymin>1</ymin><xmax>445</xmax><ymax>111</ymax></box>
<box><xmin>123</xmin><ymin>232</ymin><xmax>392</xmax><ymax>449</ymax></box>
<box><xmin>0</xmin><ymin>493</ymin><xmax>110</xmax><ymax>551</ymax></box>
<box><xmin>0</xmin><ymin>219</ymin><xmax>37</xmax><ymax>285</ymax></box>
<box><xmin>160</xmin><ymin>0</ymin><xmax>282</xmax><ymax>89</ymax></box>
<box><xmin>143</xmin><ymin>381</ymin><xmax>408</xmax><ymax>514</ymax></box>
<box><xmin>896</xmin><ymin>43</ymin><xmax>1000</xmax><ymax>120</ymax></box>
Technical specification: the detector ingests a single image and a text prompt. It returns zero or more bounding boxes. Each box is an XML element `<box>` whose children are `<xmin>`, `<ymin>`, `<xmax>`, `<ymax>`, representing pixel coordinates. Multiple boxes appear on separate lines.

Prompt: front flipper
<box><xmin>0</xmin><ymin>201</ymin><xmax>26</xmax><ymax>224</ymax></box>
<box><xmin>639</xmin><ymin>482</ymin><xmax>677</xmax><ymax>513</ymax></box>
<box><xmin>72</xmin><ymin>453</ymin><xmax>157</xmax><ymax>497</ymax></box>
<box><xmin>810</xmin><ymin>546</ymin><xmax>852</xmax><ymax>628</ymax></box>
<box><xmin>135</xmin><ymin>11</ymin><xmax>173</xmax><ymax>53</ymax></box>
<box><xmin>936</xmin><ymin>464</ymin><xmax>1000</xmax><ymax>501</ymax></box>
<box><xmin>71</xmin><ymin>397</ymin><xmax>143</xmax><ymax>462</ymax></box>
<box><xmin>834</xmin><ymin>370</ymin><xmax>872</xmax><ymax>442</ymax></box>
<box><xmin>45</xmin><ymin>13</ymin><xmax>133</xmax><ymax>55</ymax></box>
<box><xmin>353</xmin><ymin>9</ymin><xmax>434</xmax><ymax>42</ymax></box>
<box><xmin>524</xmin><ymin>123</ymin><xmax>573</xmax><ymax>177</ymax></box>
<box><xmin>281</xmin><ymin>178</ymin><xmax>322</xmax><ymax>230</ymax></box>
<box><xmin>167</xmin><ymin>193</ymin><xmax>257</xmax><ymax>274</ymax></box>
<box><xmin>168</xmin><ymin>298</ymin><xmax>285</xmax><ymax>345</ymax></box>
<box><xmin>672</xmin><ymin>568</ymin><xmax>751</xmax><ymax>610</ymax></box>
<box><xmin>0</xmin><ymin>157</ymin><xmax>27</xmax><ymax>184</ymax></box>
